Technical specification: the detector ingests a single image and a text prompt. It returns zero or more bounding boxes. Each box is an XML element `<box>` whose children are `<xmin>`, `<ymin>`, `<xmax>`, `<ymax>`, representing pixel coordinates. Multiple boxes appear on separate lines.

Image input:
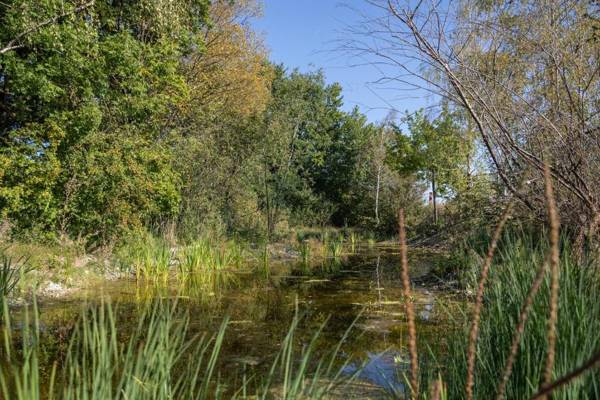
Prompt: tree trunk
<box><xmin>263</xmin><ymin>163</ymin><xmax>271</xmax><ymax>241</ymax></box>
<box><xmin>375</xmin><ymin>164</ymin><xmax>382</xmax><ymax>225</ymax></box>
<box><xmin>432</xmin><ymin>169</ymin><xmax>438</xmax><ymax>225</ymax></box>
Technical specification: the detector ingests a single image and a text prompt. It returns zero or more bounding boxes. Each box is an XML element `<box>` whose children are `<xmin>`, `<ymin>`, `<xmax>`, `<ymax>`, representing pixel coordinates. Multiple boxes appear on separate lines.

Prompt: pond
<box><xmin>6</xmin><ymin>243</ymin><xmax>461</xmax><ymax>399</ymax></box>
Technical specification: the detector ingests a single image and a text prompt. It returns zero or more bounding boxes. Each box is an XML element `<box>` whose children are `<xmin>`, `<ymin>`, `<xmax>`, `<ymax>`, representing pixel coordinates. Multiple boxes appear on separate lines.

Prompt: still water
<box><xmin>13</xmin><ymin>244</ymin><xmax>459</xmax><ymax>398</ymax></box>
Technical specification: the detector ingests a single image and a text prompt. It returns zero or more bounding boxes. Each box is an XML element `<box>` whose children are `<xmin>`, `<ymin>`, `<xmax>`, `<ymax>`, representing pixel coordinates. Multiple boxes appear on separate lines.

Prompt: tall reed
<box><xmin>180</xmin><ymin>238</ymin><xmax>244</xmax><ymax>274</ymax></box>
<box><xmin>125</xmin><ymin>236</ymin><xmax>172</xmax><ymax>283</ymax></box>
<box><xmin>328</xmin><ymin>235</ymin><xmax>344</xmax><ymax>259</ymax></box>
<box><xmin>349</xmin><ymin>232</ymin><xmax>358</xmax><ymax>254</ymax></box>
<box><xmin>542</xmin><ymin>163</ymin><xmax>560</xmax><ymax>397</ymax></box>
<box><xmin>532</xmin><ymin>350</ymin><xmax>600</xmax><ymax>399</ymax></box>
<box><xmin>398</xmin><ymin>209</ymin><xmax>418</xmax><ymax>399</ymax></box>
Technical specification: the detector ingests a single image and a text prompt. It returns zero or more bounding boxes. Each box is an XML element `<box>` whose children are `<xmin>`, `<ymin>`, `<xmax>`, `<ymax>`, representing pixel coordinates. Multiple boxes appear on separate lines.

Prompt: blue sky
<box><xmin>252</xmin><ymin>1</ymin><xmax>434</xmax><ymax>123</ymax></box>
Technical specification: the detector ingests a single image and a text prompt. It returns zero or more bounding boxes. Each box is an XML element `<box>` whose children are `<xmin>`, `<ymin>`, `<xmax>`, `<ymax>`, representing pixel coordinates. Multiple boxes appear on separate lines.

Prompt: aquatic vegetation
<box><xmin>134</xmin><ymin>240</ymin><xmax>172</xmax><ymax>283</ymax></box>
<box><xmin>0</xmin><ymin>300</ymin><xmax>43</xmax><ymax>400</ymax></box>
<box><xmin>291</xmin><ymin>237</ymin><xmax>344</xmax><ymax>276</ymax></box>
<box><xmin>416</xmin><ymin>171</ymin><xmax>600</xmax><ymax>399</ymax></box>
<box><xmin>116</xmin><ymin>234</ymin><xmax>173</xmax><ymax>283</ymax></box>
<box><xmin>320</xmin><ymin>230</ymin><xmax>330</xmax><ymax>258</ymax></box>
<box><xmin>0</xmin><ymin>300</ymin><xmax>360</xmax><ymax>399</ymax></box>
<box><xmin>298</xmin><ymin>240</ymin><xmax>311</xmax><ymax>264</ymax></box>
<box><xmin>328</xmin><ymin>235</ymin><xmax>345</xmax><ymax>259</ymax></box>
<box><xmin>319</xmin><ymin>258</ymin><xmax>343</xmax><ymax>275</ymax></box>
<box><xmin>252</xmin><ymin>242</ymin><xmax>270</xmax><ymax>279</ymax></box>
<box><xmin>180</xmin><ymin>238</ymin><xmax>244</xmax><ymax>274</ymax></box>
<box><xmin>349</xmin><ymin>232</ymin><xmax>359</xmax><ymax>254</ymax></box>
<box><xmin>1</xmin><ymin>300</ymin><xmax>227</xmax><ymax>399</ymax></box>
<box><xmin>118</xmin><ymin>235</ymin><xmax>246</xmax><ymax>286</ymax></box>
<box><xmin>0</xmin><ymin>251</ymin><xmax>29</xmax><ymax>299</ymax></box>
<box><xmin>249</xmin><ymin>310</ymin><xmax>362</xmax><ymax>399</ymax></box>
<box><xmin>176</xmin><ymin>238</ymin><xmax>245</xmax><ymax>303</ymax></box>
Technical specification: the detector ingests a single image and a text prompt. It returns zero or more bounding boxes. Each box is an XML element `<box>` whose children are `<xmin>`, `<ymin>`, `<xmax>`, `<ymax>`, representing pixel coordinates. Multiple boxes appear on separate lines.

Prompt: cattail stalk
<box><xmin>399</xmin><ymin>209</ymin><xmax>419</xmax><ymax>399</ymax></box>
<box><xmin>465</xmin><ymin>202</ymin><xmax>513</xmax><ymax>400</ymax></box>
<box><xmin>430</xmin><ymin>376</ymin><xmax>444</xmax><ymax>400</ymax></box>
<box><xmin>541</xmin><ymin>163</ymin><xmax>560</xmax><ymax>398</ymax></box>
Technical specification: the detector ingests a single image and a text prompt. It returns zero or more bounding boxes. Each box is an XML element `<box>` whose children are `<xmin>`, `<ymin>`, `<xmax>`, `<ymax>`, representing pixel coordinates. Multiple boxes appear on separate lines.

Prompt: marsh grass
<box><xmin>292</xmin><ymin>233</ymin><xmax>349</xmax><ymax>276</ymax></box>
<box><xmin>119</xmin><ymin>235</ymin><xmax>172</xmax><ymax>283</ymax></box>
<box><xmin>0</xmin><ymin>300</ymin><xmax>361</xmax><ymax>400</ymax></box>
<box><xmin>328</xmin><ymin>236</ymin><xmax>344</xmax><ymax>259</ymax></box>
<box><xmin>180</xmin><ymin>238</ymin><xmax>243</xmax><ymax>274</ymax></box>
<box><xmin>0</xmin><ymin>251</ymin><xmax>30</xmax><ymax>299</ymax></box>
<box><xmin>299</xmin><ymin>241</ymin><xmax>311</xmax><ymax>264</ymax></box>
<box><xmin>404</xmin><ymin>169</ymin><xmax>599</xmax><ymax>399</ymax></box>
<box><xmin>349</xmin><ymin>232</ymin><xmax>359</xmax><ymax>254</ymax></box>
<box><xmin>427</xmin><ymin>234</ymin><xmax>600</xmax><ymax>399</ymax></box>
<box><xmin>254</xmin><ymin>242</ymin><xmax>270</xmax><ymax>278</ymax></box>
<box><xmin>239</xmin><ymin>307</ymin><xmax>363</xmax><ymax>400</ymax></box>
<box><xmin>118</xmin><ymin>235</ymin><xmax>246</xmax><ymax>286</ymax></box>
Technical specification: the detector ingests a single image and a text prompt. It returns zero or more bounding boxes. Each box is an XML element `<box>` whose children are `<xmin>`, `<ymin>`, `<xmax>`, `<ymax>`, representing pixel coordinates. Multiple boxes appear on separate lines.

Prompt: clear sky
<box><xmin>252</xmin><ymin>1</ymin><xmax>433</xmax><ymax>124</ymax></box>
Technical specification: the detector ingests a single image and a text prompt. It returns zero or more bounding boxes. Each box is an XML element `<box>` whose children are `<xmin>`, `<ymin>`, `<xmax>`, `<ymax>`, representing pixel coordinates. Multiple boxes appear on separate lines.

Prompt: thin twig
<box><xmin>399</xmin><ymin>209</ymin><xmax>419</xmax><ymax>399</ymax></box>
<box><xmin>465</xmin><ymin>202</ymin><xmax>514</xmax><ymax>400</ymax></box>
<box><xmin>531</xmin><ymin>350</ymin><xmax>600</xmax><ymax>399</ymax></box>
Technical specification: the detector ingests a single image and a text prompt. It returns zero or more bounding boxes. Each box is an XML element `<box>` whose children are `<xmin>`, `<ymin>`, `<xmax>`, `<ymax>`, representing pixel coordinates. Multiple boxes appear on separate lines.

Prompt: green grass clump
<box><xmin>135</xmin><ymin>241</ymin><xmax>172</xmax><ymax>283</ymax></box>
<box><xmin>328</xmin><ymin>236</ymin><xmax>344</xmax><ymax>259</ymax></box>
<box><xmin>432</xmin><ymin>233</ymin><xmax>600</xmax><ymax>399</ymax></box>
<box><xmin>180</xmin><ymin>238</ymin><xmax>244</xmax><ymax>274</ymax></box>
<box><xmin>116</xmin><ymin>234</ymin><xmax>172</xmax><ymax>283</ymax></box>
<box><xmin>0</xmin><ymin>251</ymin><xmax>29</xmax><ymax>299</ymax></box>
<box><xmin>1</xmin><ymin>300</ymin><xmax>227</xmax><ymax>399</ymax></box>
<box><xmin>298</xmin><ymin>241</ymin><xmax>311</xmax><ymax>264</ymax></box>
<box><xmin>176</xmin><ymin>237</ymin><xmax>246</xmax><ymax>302</ymax></box>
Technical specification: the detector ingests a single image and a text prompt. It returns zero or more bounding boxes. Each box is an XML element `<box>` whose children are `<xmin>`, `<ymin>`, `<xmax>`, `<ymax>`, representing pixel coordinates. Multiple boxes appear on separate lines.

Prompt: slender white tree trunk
<box><xmin>375</xmin><ymin>164</ymin><xmax>382</xmax><ymax>225</ymax></box>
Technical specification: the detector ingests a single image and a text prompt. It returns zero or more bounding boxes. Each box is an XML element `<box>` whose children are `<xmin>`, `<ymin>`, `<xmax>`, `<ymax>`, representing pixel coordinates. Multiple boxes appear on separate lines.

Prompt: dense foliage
<box><xmin>1</xmin><ymin>0</ymin><xmax>449</xmax><ymax>245</ymax></box>
<box><xmin>0</xmin><ymin>0</ymin><xmax>497</xmax><ymax>248</ymax></box>
<box><xmin>1</xmin><ymin>0</ymin><xmax>210</xmax><ymax>243</ymax></box>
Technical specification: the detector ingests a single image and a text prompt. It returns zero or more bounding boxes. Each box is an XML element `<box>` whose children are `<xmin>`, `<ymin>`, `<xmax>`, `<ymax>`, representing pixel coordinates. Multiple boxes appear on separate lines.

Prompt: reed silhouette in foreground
<box><xmin>399</xmin><ymin>209</ymin><xmax>419</xmax><ymax>399</ymax></box>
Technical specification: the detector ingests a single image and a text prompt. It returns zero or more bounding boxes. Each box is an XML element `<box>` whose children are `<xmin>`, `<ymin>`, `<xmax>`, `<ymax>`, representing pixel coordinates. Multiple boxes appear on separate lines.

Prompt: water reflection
<box><xmin>343</xmin><ymin>350</ymin><xmax>406</xmax><ymax>395</ymax></box>
<box><xmin>16</xmin><ymin>243</ymin><xmax>457</xmax><ymax>397</ymax></box>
